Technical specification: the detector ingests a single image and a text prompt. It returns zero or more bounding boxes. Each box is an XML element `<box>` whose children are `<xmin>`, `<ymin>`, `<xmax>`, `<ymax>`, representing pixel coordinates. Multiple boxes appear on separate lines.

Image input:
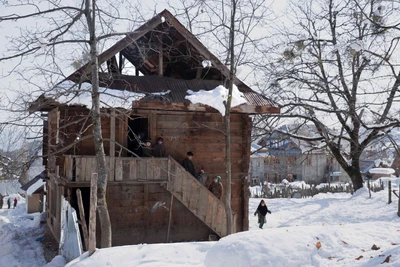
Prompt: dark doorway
<box><xmin>127</xmin><ymin>116</ymin><xmax>149</xmax><ymax>157</ymax></box>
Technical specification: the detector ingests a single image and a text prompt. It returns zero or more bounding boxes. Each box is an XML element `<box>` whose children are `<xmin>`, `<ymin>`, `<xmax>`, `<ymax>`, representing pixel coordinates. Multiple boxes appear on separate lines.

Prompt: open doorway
<box><xmin>127</xmin><ymin>116</ymin><xmax>149</xmax><ymax>157</ymax></box>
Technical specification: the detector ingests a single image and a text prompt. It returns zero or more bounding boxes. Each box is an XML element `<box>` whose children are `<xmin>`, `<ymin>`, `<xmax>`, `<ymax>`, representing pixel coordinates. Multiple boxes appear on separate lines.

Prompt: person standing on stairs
<box><xmin>153</xmin><ymin>137</ymin><xmax>167</xmax><ymax>157</ymax></box>
<box><xmin>208</xmin><ymin>176</ymin><xmax>223</xmax><ymax>200</ymax></box>
<box><xmin>254</xmin><ymin>199</ymin><xmax>272</xmax><ymax>229</ymax></box>
<box><xmin>182</xmin><ymin>151</ymin><xmax>197</xmax><ymax>178</ymax></box>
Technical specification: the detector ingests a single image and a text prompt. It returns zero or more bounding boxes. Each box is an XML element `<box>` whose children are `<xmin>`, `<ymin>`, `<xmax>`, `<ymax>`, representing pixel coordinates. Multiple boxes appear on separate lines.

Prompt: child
<box><xmin>142</xmin><ymin>139</ymin><xmax>153</xmax><ymax>157</ymax></box>
<box><xmin>153</xmin><ymin>137</ymin><xmax>167</xmax><ymax>157</ymax></box>
<box><xmin>254</xmin><ymin>199</ymin><xmax>271</xmax><ymax>229</ymax></box>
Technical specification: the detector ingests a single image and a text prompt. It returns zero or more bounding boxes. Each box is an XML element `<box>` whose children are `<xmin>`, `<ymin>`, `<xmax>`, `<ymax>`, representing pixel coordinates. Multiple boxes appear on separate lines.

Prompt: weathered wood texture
<box><xmin>65</xmin><ymin>156</ymin><xmax>169</xmax><ymax>182</ymax></box>
<box><xmin>166</xmin><ymin>156</ymin><xmax>230</xmax><ymax>237</ymax></box>
<box><xmin>47</xmin><ymin>108</ymin><xmax>251</xmax><ymax>244</ymax></box>
<box><xmin>106</xmin><ymin>183</ymin><xmax>213</xmax><ymax>245</ymax></box>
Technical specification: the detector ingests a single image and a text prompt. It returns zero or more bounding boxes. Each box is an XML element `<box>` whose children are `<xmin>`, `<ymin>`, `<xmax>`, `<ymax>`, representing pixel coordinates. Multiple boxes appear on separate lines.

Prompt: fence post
<box><xmin>367</xmin><ymin>179</ymin><xmax>371</xmax><ymax>198</ymax></box>
<box><xmin>89</xmin><ymin>173</ymin><xmax>98</xmax><ymax>256</ymax></box>
<box><xmin>398</xmin><ymin>184</ymin><xmax>400</xmax><ymax>217</ymax></box>
<box><xmin>388</xmin><ymin>181</ymin><xmax>392</xmax><ymax>204</ymax></box>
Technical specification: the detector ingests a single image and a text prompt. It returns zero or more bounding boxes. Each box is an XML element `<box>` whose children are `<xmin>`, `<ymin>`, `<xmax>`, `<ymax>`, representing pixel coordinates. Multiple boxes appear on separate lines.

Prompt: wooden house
<box><xmin>20</xmin><ymin>171</ymin><xmax>46</xmax><ymax>214</ymax></box>
<box><xmin>29</xmin><ymin>10</ymin><xmax>279</xmax><ymax>247</ymax></box>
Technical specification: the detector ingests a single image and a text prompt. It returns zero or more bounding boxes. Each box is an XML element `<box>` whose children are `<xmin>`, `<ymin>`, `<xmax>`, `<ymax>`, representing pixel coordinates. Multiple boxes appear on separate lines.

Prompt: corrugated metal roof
<box><xmin>95</xmin><ymin>75</ymin><xmax>277</xmax><ymax>107</ymax></box>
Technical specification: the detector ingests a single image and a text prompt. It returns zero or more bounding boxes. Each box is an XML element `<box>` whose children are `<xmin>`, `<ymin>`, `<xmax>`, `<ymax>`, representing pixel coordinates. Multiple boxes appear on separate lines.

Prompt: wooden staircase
<box><xmin>166</xmin><ymin>156</ymin><xmax>232</xmax><ymax>238</ymax></box>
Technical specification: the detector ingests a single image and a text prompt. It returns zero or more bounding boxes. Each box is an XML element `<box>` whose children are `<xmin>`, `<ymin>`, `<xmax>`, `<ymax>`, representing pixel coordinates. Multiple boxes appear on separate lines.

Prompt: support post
<box><xmin>89</xmin><ymin>173</ymin><xmax>98</xmax><ymax>256</ymax></box>
<box><xmin>76</xmin><ymin>189</ymin><xmax>89</xmax><ymax>251</ymax></box>
<box><xmin>367</xmin><ymin>179</ymin><xmax>371</xmax><ymax>198</ymax></box>
<box><xmin>389</xmin><ymin>181</ymin><xmax>392</xmax><ymax>204</ymax></box>
<box><xmin>158</xmin><ymin>34</ymin><xmax>163</xmax><ymax>76</ymax></box>
<box><xmin>166</xmin><ymin>192</ymin><xmax>174</xmax><ymax>243</ymax></box>
<box><xmin>398</xmin><ymin>184</ymin><xmax>400</xmax><ymax>217</ymax></box>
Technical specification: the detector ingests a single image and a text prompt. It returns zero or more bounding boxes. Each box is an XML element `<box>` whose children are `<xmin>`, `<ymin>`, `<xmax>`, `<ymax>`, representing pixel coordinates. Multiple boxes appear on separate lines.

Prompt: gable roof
<box><xmin>29</xmin><ymin>9</ymin><xmax>279</xmax><ymax>115</ymax></box>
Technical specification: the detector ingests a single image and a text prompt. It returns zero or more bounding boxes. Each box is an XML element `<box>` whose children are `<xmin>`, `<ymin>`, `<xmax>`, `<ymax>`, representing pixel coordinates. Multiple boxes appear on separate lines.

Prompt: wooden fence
<box><xmin>252</xmin><ymin>181</ymin><xmax>385</xmax><ymax>199</ymax></box>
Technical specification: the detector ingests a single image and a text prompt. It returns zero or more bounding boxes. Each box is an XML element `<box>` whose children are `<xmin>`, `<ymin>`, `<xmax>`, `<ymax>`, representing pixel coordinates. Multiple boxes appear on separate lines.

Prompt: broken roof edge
<box><xmin>65</xmin><ymin>9</ymin><xmax>255</xmax><ymax>93</ymax></box>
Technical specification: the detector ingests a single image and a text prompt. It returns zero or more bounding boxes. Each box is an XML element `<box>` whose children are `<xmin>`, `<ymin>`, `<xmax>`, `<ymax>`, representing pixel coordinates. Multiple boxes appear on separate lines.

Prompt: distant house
<box><xmin>21</xmin><ymin>171</ymin><xmax>46</xmax><ymax>214</ymax></box>
<box><xmin>259</xmin><ymin>125</ymin><xmax>350</xmax><ymax>184</ymax></box>
<box><xmin>248</xmin><ymin>143</ymin><xmax>268</xmax><ymax>185</ymax></box>
<box><xmin>391</xmin><ymin>152</ymin><xmax>400</xmax><ymax>177</ymax></box>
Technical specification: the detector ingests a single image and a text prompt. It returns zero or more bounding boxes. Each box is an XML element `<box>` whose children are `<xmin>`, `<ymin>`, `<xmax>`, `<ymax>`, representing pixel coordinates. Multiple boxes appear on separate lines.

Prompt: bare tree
<box><xmin>0</xmin><ymin>0</ymin><xmax>144</xmax><ymax>248</ymax></box>
<box><xmin>168</xmin><ymin>0</ymin><xmax>273</xmax><ymax>234</ymax></box>
<box><xmin>261</xmin><ymin>0</ymin><xmax>400</xmax><ymax>191</ymax></box>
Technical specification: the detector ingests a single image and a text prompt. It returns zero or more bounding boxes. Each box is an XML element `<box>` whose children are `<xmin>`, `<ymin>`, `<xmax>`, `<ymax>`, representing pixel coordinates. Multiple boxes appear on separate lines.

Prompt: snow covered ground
<box><xmin>0</xmin><ymin>195</ymin><xmax>65</xmax><ymax>267</ymax></box>
<box><xmin>2</xmin><ymin>188</ymin><xmax>399</xmax><ymax>266</ymax></box>
<box><xmin>67</xmin><ymin>188</ymin><xmax>400</xmax><ymax>267</ymax></box>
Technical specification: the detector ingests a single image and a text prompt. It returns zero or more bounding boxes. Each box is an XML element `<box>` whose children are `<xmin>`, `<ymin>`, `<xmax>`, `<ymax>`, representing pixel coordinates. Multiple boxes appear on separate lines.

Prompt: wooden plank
<box><xmin>197</xmin><ymin>188</ymin><xmax>209</xmax><ymax>221</ymax></box>
<box><xmin>76</xmin><ymin>158</ymin><xmax>82</xmax><ymax>182</ymax></box>
<box><xmin>90</xmin><ymin>158</ymin><xmax>97</xmax><ymax>182</ymax></box>
<box><xmin>216</xmin><ymin>204</ymin><xmax>224</xmax><ymax>235</ymax></box>
<box><xmin>76</xmin><ymin>189</ymin><xmax>89</xmax><ymax>251</ymax></box>
<box><xmin>106</xmin><ymin>157</ymin><xmax>112</xmax><ymax>181</ymax></box>
<box><xmin>165</xmin><ymin>193</ymin><xmax>173</xmax><ymax>242</ymax></box>
<box><xmin>89</xmin><ymin>173</ymin><xmax>98</xmax><ymax>256</ymax></box>
<box><xmin>129</xmin><ymin>159</ymin><xmax>137</xmax><ymax>180</ymax></box>
<box><xmin>137</xmin><ymin>160</ymin><xmax>147</xmax><ymax>180</ymax></box>
<box><xmin>188</xmin><ymin>181</ymin><xmax>199</xmax><ymax>213</ymax></box>
<box><xmin>211</xmin><ymin>200</ymin><xmax>219</xmax><ymax>232</ymax></box>
<box><xmin>153</xmin><ymin>159</ymin><xmax>161</xmax><ymax>180</ymax></box>
<box><xmin>115</xmin><ymin>158</ymin><xmax>123</xmax><ymax>181</ymax></box>
<box><xmin>146</xmin><ymin>159</ymin><xmax>154</xmax><ymax>180</ymax></box>
<box><xmin>85</xmin><ymin>158</ymin><xmax>92</xmax><ymax>182</ymax></box>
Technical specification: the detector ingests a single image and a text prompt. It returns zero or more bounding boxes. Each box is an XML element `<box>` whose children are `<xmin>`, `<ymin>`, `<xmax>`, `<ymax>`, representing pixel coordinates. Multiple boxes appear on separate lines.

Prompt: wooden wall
<box><xmin>46</xmin><ymin>106</ymin><xmax>252</xmax><ymax>245</ymax></box>
<box><xmin>138</xmin><ymin>110</ymin><xmax>252</xmax><ymax>231</ymax></box>
<box><xmin>104</xmin><ymin>184</ymin><xmax>212</xmax><ymax>245</ymax></box>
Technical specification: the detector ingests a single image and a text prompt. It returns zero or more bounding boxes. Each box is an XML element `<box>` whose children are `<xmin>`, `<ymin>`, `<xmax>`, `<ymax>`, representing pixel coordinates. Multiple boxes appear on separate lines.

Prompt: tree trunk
<box><xmin>349</xmin><ymin>170</ymin><xmax>364</xmax><ymax>192</ymax></box>
<box><xmin>224</xmin><ymin>0</ymin><xmax>237</xmax><ymax>236</ymax></box>
<box><xmin>86</xmin><ymin>0</ymin><xmax>112</xmax><ymax>248</ymax></box>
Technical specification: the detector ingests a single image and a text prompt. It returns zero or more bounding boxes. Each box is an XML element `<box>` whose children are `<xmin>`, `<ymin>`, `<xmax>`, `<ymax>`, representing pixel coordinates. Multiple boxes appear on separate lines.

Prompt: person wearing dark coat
<box><xmin>153</xmin><ymin>137</ymin><xmax>167</xmax><ymax>157</ymax></box>
<box><xmin>13</xmin><ymin>197</ymin><xmax>17</xmax><ymax>209</ymax></box>
<box><xmin>254</xmin><ymin>199</ymin><xmax>271</xmax><ymax>229</ymax></box>
<box><xmin>0</xmin><ymin>194</ymin><xmax>3</xmax><ymax>209</ymax></box>
<box><xmin>208</xmin><ymin>176</ymin><xmax>223</xmax><ymax>200</ymax></box>
<box><xmin>7</xmin><ymin>197</ymin><xmax>11</xmax><ymax>209</ymax></box>
<box><xmin>182</xmin><ymin>151</ymin><xmax>196</xmax><ymax>178</ymax></box>
<box><xmin>142</xmin><ymin>139</ymin><xmax>153</xmax><ymax>157</ymax></box>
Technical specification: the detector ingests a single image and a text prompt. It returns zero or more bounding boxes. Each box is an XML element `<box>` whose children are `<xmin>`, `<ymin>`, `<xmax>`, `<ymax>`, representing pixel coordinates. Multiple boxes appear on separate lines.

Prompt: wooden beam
<box><xmin>133</xmin><ymin>101</ymin><xmax>280</xmax><ymax>115</ymax></box>
<box><xmin>166</xmin><ymin>192</ymin><xmax>174</xmax><ymax>242</ymax></box>
<box><xmin>158</xmin><ymin>33</ymin><xmax>163</xmax><ymax>76</ymax></box>
<box><xmin>110</xmin><ymin>110</ymin><xmax>116</xmax><ymax>181</ymax></box>
<box><xmin>76</xmin><ymin>189</ymin><xmax>89</xmax><ymax>251</ymax></box>
<box><xmin>89</xmin><ymin>173</ymin><xmax>98</xmax><ymax>256</ymax></box>
<box><xmin>66</xmin><ymin>12</ymin><xmax>164</xmax><ymax>80</ymax></box>
<box><xmin>119</xmin><ymin>52</ymin><xmax>124</xmax><ymax>74</ymax></box>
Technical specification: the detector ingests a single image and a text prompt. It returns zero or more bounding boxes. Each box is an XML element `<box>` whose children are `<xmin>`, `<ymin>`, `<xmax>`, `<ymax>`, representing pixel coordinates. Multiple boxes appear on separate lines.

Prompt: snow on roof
<box><xmin>369</xmin><ymin>168</ymin><xmax>395</xmax><ymax>174</ymax></box>
<box><xmin>26</xmin><ymin>178</ymin><xmax>45</xmax><ymax>195</ymax></box>
<box><xmin>185</xmin><ymin>85</ymin><xmax>247</xmax><ymax>116</ymax></box>
<box><xmin>49</xmin><ymin>80</ymin><xmax>145</xmax><ymax>109</ymax></box>
<box><xmin>250</xmin><ymin>152</ymin><xmax>269</xmax><ymax>158</ymax></box>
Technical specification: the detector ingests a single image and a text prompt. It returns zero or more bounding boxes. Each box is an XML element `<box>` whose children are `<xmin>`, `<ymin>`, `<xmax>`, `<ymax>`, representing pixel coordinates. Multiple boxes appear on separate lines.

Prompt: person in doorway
<box><xmin>142</xmin><ymin>139</ymin><xmax>153</xmax><ymax>157</ymax></box>
<box><xmin>182</xmin><ymin>151</ymin><xmax>196</xmax><ymax>178</ymax></box>
<box><xmin>153</xmin><ymin>137</ymin><xmax>167</xmax><ymax>157</ymax></box>
<box><xmin>7</xmin><ymin>197</ymin><xmax>11</xmax><ymax>209</ymax></box>
<box><xmin>208</xmin><ymin>176</ymin><xmax>223</xmax><ymax>200</ymax></box>
<box><xmin>13</xmin><ymin>197</ymin><xmax>17</xmax><ymax>209</ymax></box>
<box><xmin>132</xmin><ymin>132</ymin><xmax>145</xmax><ymax>157</ymax></box>
<box><xmin>254</xmin><ymin>199</ymin><xmax>272</xmax><ymax>229</ymax></box>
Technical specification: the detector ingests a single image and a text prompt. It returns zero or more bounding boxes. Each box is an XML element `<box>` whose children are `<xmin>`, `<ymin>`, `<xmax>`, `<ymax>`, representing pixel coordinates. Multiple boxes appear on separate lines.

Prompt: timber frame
<box><xmin>30</xmin><ymin>9</ymin><xmax>280</xmax><ymax>247</ymax></box>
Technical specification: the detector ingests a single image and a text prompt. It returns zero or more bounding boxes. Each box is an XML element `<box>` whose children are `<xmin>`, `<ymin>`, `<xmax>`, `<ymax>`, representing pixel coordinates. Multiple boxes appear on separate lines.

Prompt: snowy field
<box><xmin>67</xmin><ymin>188</ymin><xmax>400</xmax><ymax>267</ymax></box>
<box><xmin>1</xmin><ymin>188</ymin><xmax>399</xmax><ymax>266</ymax></box>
